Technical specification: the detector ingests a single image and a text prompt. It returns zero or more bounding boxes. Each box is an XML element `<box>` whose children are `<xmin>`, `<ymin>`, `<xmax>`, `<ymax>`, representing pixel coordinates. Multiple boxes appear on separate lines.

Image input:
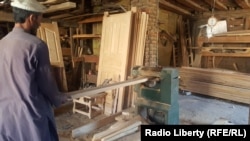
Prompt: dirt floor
<box><xmin>55</xmin><ymin>93</ymin><xmax>249</xmax><ymax>141</ymax></box>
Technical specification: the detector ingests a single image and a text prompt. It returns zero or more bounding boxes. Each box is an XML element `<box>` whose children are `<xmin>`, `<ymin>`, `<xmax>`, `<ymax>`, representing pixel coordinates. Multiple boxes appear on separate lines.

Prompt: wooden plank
<box><xmin>213</xmin><ymin>30</ymin><xmax>250</xmax><ymax>36</ymax></box>
<box><xmin>49</xmin><ymin>13</ymin><xmax>73</xmax><ymax>20</ymax></box>
<box><xmin>180</xmin><ymin>80</ymin><xmax>250</xmax><ymax>104</ymax></box>
<box><xmin>202</xmin><ymin>46</ymin><xmax>250</xmax><ymax>50</ymax></box>
<box><xmin>127</xmin><ymin>7</ymin><xmax>139</xmax><ymax>108</ymax></box>
<box><xmin>78</xmin><ymin>16</ymin><xmax>103</xmax><ymax>24</ymax></box>
<box><xmin>201</xmin><ymin>52</ymin><xmax>250</xmax><ymax>57</ymax></box>
<box><xmin>178</xmin><ymin>16</ymin><xmax>189</xmax><ymax>66</ymax></box>
<box><xmin>72</xmin><ymin>34</ymin><xmax>101</xmax><ymax>38</ymax></box>
<box><xmin>197</xmin><ymin>35</ymin><xmax>250</xmax><ymax>47</ymax></box>
<box><xmin>135</xmin><ymin>12</ymin><xmax>148</xmax><ymax>66</ymax></box>
<box><xmin>71</xmin><ymin>112</ymin><xmax>121</xmax><ymax>138</ymax></box>
<box><xmin>179</xmin><ymin>67</ymin><xmax>250</xmax><ymax>89</ymax></box>
<box><xmin>179</xmin><ymin>67</ymin><xmax>250</xmax><ymax>104</ymax></box>
<box><xmin>44</xmin><ymin>2</ymin><xmax>76</xmax><ymax>13</ymax></box>
<box><xmin>66</xmin><ymin>76</ymin><xmax>149</xmax><ymax>99</ymax></box>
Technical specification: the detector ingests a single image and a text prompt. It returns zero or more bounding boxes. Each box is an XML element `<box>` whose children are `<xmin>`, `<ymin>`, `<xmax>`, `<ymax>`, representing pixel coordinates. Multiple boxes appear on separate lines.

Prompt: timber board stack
<box><xmin>179</xmin><ymin>67</ymin><xmax>250</xmax><ymax>105</ymax></box>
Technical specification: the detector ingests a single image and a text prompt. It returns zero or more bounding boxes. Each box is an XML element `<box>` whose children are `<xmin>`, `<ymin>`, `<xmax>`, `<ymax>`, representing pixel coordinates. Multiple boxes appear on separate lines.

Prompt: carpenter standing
<box><xmin>0</xmin><ymin>0</ymin><xmax>68</xmax><ymax>141</ymax></box>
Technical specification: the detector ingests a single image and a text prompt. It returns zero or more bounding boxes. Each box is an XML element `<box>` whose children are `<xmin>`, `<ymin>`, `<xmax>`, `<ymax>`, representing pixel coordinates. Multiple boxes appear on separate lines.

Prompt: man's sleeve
<box><xmin>35</xmin><ymin>41</ymin><xmax>66</xmax><ymax>107</ymax></box>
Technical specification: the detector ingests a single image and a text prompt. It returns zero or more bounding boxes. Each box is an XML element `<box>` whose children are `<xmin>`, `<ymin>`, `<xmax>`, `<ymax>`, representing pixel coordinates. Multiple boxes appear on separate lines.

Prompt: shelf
<box><xmin>73</xmin><ymin>34</ymin><xmax>101</xmax><ymax>39</ymax></box>
<box><xmin>84</xmin><ymin>55</ymin><xmax>99</xmax><ymax>63</ymax></box>
<box><xmin>78</xmin><ymin>16</ymin><xmax>103</xmax><ymax>24</ymax></box>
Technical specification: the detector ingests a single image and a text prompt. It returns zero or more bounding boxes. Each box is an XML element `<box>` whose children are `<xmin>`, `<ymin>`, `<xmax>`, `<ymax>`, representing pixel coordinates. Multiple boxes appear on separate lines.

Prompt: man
<box><xmin>0</xmin><ymin>0</ymin><xmax>68</xmax><ymax>141</ymax></box>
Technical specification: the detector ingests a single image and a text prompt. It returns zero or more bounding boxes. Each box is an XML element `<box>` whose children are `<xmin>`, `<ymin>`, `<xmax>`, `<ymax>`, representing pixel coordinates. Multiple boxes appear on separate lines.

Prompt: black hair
<box><xmin>12</xmin><ymin>7</ymin><xmax>40</xmax><ymax>23</ymax></box>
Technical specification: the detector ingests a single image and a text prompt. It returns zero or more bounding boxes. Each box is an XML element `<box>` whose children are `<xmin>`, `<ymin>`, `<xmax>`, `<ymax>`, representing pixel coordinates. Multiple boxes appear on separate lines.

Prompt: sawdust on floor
<box><xmin>55</xmin><ymin>93</ymin><xmax>249</xmax><ymax>141</ymax></box>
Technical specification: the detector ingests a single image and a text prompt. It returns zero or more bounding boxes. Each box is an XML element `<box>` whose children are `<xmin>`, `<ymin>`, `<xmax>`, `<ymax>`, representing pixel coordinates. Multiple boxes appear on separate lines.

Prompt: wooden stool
<box><xmin>73</xmin><ymin>92</ymin><xmax>107</xmax><ymax>119</ymax></box>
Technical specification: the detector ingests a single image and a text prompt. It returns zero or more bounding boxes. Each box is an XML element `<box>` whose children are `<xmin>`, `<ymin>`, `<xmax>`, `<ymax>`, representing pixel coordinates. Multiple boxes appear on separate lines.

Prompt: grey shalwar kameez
<box><xmin>0</xmin><ymin>27</ymin><xmax>64</xmax><ymax>141</ymax></box>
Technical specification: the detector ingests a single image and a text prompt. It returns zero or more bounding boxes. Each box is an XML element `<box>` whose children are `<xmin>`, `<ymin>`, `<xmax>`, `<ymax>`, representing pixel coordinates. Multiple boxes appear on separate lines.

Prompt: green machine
<box><xmin>132</xmin><ymin>66</ymin><xmax>179</xmax><ymax>124</ymax></box>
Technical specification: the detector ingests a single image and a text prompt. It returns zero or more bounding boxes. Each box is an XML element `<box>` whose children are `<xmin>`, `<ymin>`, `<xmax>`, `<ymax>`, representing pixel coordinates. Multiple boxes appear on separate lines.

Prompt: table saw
<box><xmin>67</xmin><ymin>66</ymin><xmax>179</xmax><ymax>124</ymax></box>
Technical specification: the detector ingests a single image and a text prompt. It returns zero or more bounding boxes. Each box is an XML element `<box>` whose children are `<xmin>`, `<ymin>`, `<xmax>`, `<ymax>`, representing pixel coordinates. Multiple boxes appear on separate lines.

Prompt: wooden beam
<box><xmin>0</xmin><ymin>11</ymin><xmax>13</xmax><ymax>22</ymax></box>
<box><xmin>176</xmin><ymin>0</ymin><xmax>208</xmax><ymax>12</ymax></box>
<box><xmin>61</xmin><ymin>13</ymin><xmax>103</xmax><ymax>21</ymax></box>
<box><xmin>197</xmin><ymin>9</ymin><xmax>250</xmax><ymax>19</ymax></box>
<box><xmin>66</xmin><ymin>76</ymin><xmax>150</xmax><ymax>99</ymax></box>
<box><xmin>201</xmin><ymin>52</ymin><xmax>250</xmax><ymax>57</ymax></box>
<box><xmin>159</xmin><ymin>0</ymin><xmax>193</xmax><ymax>16</ymax></box>
<box><xmin>72</xmin><ymin>34</ymin><xmax>101</xmax><ymax>39</ymax></box>
<box><xmin>197</xmin><ymin>35</ymin><xmax>250</xmax><ymax>47</ymax></box>
<box><xmin>204</xmin><ymin>0</ymin><xmax>228</xmax><ymax>11</ymax></box>
<box><xmin>44</xmin><ymin>2</ymin><xmax>76</xmax><ymax>13</ymax></box>
<box><xmin>235</xmin><ymin>0</ymin><xmax>250</xmax><ymax>9</ymax></box>
<box><xmin>49</xmin><ymin>13</ymin><xmax>73</xmax><ymax>20</ymax></box>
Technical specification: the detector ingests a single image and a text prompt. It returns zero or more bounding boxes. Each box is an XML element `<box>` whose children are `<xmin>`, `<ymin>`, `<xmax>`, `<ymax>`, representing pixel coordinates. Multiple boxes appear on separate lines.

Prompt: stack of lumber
<box><xmin>179</xmin><ymin>67</ymin><xmax>250</xmax><ymax>104</ymax></box>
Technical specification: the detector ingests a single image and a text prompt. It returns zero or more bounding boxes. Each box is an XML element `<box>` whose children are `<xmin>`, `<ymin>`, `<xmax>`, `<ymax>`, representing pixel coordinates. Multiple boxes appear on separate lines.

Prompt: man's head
<box><xmin>10</xmin><ymin>0</ymin><xmax>47</xmax><ymax>35</ymax></box>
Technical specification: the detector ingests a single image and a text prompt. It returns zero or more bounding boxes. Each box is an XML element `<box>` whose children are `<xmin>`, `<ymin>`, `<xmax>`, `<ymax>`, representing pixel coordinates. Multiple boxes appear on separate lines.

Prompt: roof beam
<box><xmin>159</xmin><ymin>0</ymin><xmax>193</xmax><ymax>16</ymax></box>
<box><xmin>235</xmin><ymin>0</ymin><xmax>250</xmax><ymax>9</ymax></box>
<box><xmin>176</xmin><ymin>0</ymin><xmax>208</xmax><ymax>12</ymax></box>
<box><xmin>204</xmin><ymin>0</ymin><xmax>228</xmax><ymax>11</ymax></box>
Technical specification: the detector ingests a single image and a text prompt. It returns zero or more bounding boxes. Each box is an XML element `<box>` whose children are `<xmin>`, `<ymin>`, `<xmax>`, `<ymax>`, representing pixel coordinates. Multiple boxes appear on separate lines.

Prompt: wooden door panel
<box><xmin>38</xmin><ymin>22</ymin><xmax>64</xmax><ymax>67</ymax></box>
<box><xmin>98</xmin><ymin>11</ymin><xmax>132</xmax><ymax>114</ymax></box>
